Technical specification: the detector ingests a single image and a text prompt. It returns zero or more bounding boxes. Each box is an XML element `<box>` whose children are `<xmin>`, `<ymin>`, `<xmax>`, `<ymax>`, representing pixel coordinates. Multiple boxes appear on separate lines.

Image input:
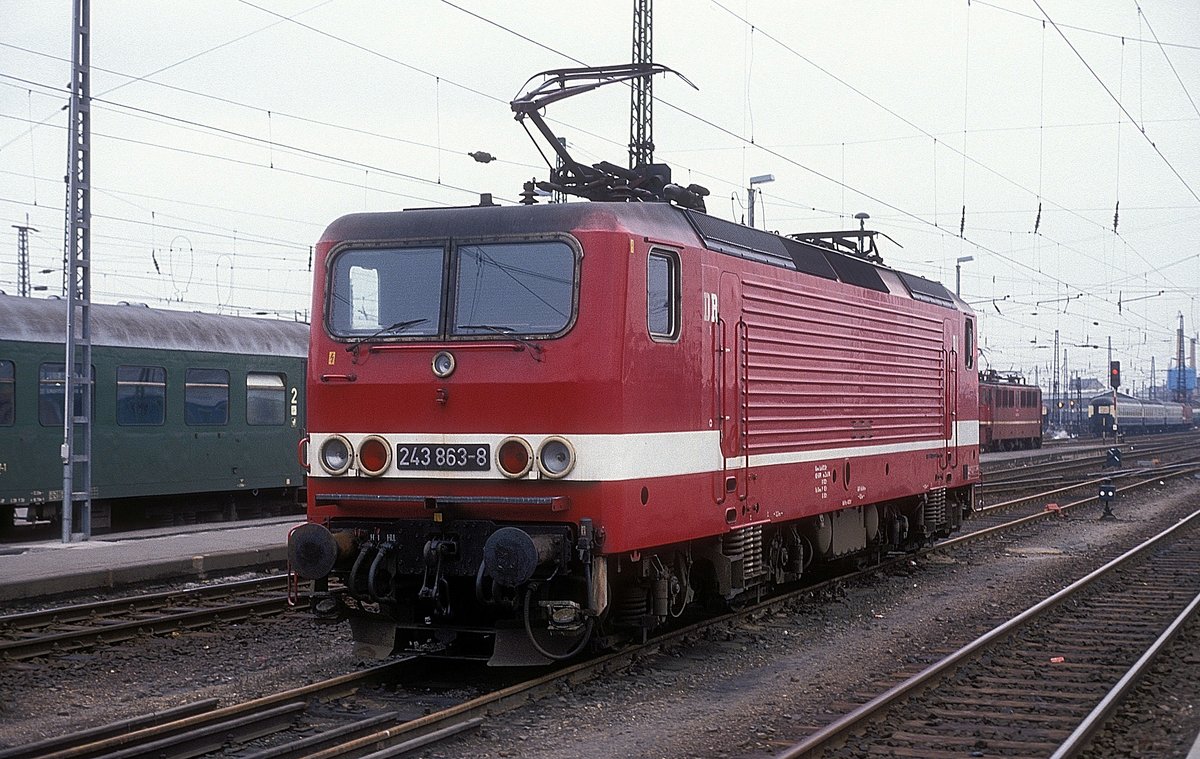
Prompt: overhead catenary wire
<box><xmin>4</xmin><ymin>4</ymin><xmax>1176</xmax><ymax>338</ymax></box>
<box><xmin>2</xmin><ymin>0</ymin><xmax>1190</xmax><ymax>374</ymax></box>
<box><xmin>704</xmin><ymin>0</ymin><xmax>1177</xmax><ymax>289</ymax></box>
<box><xmin>1133</xmin><ymin>1</ymin><xmax>1200</xmax><ymax>120</ymax></box>
<box><xmin>1033</xmin><ymin>0</ymin><xmax>1200</xmax><ymax>205</ymax></box>
<box><xmin>0</xmin><ymin>0</ymin><xmax>337</xmax><ymax>155</ymax></box>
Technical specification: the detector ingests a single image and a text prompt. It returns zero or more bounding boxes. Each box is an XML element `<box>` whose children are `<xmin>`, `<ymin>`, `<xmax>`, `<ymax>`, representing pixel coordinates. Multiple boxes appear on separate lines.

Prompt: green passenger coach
<box><xmin>0</xmin><ymin>295</ymin><xmax>308</xmax><ymax>534</ymax></box>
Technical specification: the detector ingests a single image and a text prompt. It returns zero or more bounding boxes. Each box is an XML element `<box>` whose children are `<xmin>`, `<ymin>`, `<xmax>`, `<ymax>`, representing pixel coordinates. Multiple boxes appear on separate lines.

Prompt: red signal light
<box><xmin>497</xmin><ymin>437</ymin><xmax>533</xmax><ymax>478</ymax></box>
<box><xmin>357</xmin><ymin>436</ymin><xmax>391</xmax><ymax>476</ymax></box>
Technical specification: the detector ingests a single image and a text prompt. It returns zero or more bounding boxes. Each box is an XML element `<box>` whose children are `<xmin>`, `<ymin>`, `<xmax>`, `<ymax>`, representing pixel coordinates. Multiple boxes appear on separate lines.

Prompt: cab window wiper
<box><xmin>346</xmin><ymin>318</ymin><xmax>429</xmax><ymax>353</ymax></box>
<box><xmin>459</xmin><ymin>324</ymin><xmax>544</xmax><ymax>361</ymax></box>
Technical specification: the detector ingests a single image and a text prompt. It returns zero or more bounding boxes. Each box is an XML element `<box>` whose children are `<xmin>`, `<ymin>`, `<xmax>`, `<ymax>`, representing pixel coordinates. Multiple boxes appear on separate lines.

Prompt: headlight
<box><xmin>318</xmin><ymin>435</ymin><xmax>352</xmax><ymax>475</ymax></box>
<box><xmin>431</xmin><ymin>350</ymin><xmax>456</xmax><ymax>378</ymax></box>
<box><xmin>537</xmin><ymin>436</ymin><xmax>575</xmax><ymax>478</ymax></box>
<box><xmin>357</xmin><ymin>435</ymin><xmax>392</xmax><ymax>477</ymax></box>
<box><xmin>496</xmin><ymin>437</ymin><xmax>533</xmax><ymax>478</ymax></box>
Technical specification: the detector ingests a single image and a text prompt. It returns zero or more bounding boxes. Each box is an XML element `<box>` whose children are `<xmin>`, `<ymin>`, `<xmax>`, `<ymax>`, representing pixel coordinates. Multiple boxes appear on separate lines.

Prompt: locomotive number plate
<box><xmin>395</xmin><ymin>443</ymin><xmax>491</xmax><ymax>471</ymax></box>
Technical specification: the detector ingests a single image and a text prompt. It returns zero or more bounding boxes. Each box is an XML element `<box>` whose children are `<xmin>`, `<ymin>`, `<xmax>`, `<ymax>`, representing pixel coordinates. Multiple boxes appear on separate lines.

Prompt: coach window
<box><xmin>38</xmin><ymin>363</ymin><xmax>93</xmax><ymax>426</ymax></box>
<box><xmin>647</xmin><ymin>250</ymin><xmax>680</xmax><ymax>341</ymax></box>
<box><xmin>246</xmin><ymin>372</ymin><xmax>286</xmax><ymax>425</ymax></box>
<box><xmin>964</xmin><ymin>318</ymin><xmax>975</xmax><ymax>368</ymax></box>
<box><xmin>116</xmin><ymin>366</ymin><xmax>166</xmax><ymax>426</ymax></box>
<box><xmin>0</xmin><ymin>361</ymin><xmax>13</xmax><ymax>426</ymax></box>
<box><xmin>185</xmin><ymin>368</ymin><xmax>229</xmax><ymax>426</ymax></box>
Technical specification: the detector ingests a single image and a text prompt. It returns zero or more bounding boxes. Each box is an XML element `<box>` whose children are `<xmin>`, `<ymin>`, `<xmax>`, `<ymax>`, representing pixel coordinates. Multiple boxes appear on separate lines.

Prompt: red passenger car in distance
<box><xmin>287</xmin><ymin>65</ymin><xmax>982</xmax><ymax>665</ymax></box>
<box><xmin>978</xmin><ymin>370</ymin><xmax>1043</xmax><ymax>451</ymax></box>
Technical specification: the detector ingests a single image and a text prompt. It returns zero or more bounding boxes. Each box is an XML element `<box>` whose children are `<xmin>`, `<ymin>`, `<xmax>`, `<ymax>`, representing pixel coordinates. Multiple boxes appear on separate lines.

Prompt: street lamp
<box><xmin>955</xmin><ymin>255</ymin><xmax>974</xmax><ymax>296</ymax></box>
<box><xmin>747</xmin><ymin>173</ymin><xmax>774</xmax><ymax>228</ymax></box>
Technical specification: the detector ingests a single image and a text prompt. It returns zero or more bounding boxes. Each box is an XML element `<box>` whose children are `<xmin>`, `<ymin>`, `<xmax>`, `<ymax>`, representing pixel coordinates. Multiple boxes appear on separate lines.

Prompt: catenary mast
<box><xmin>62</xmin><ymin>0</ymin><xmax>93</xmax><ymax>542</ymax></box>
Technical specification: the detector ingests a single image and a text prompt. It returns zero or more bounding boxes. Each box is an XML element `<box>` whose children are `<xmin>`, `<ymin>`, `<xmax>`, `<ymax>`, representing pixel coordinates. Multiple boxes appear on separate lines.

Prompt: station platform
<box><xmin>0</xmin><ymin>517</ymin><xmax>301</xmax><ymax>602</ymax></box>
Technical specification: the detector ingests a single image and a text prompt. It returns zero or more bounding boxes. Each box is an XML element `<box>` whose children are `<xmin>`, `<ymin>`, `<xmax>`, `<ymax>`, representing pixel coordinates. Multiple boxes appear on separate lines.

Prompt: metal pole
<box><xmin>955</xmin><ymin>262</ymin><xmax>961</xmax><ymax>297</ymax></box>
<box><xmin>63</xmin><ymin>0</ymin><xmax>92</xmax><ymax>542</ymax></box>
<box><xmin>13</xmin><ymin>222</ymin><xmax>37</xmax><ymax>297</ymax></box>
<box><xmin>747</xmin><ymin>186</ymin><xmax>756</xmax><ymax>228</ymax></box>
<box><xmin>628</xmin><ymin>0</ymin><xmax>653</xmax><ymax>168</ymax></box>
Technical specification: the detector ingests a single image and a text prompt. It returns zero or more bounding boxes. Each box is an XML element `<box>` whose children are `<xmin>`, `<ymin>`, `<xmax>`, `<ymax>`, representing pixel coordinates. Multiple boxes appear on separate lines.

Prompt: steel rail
<box><xmin>0</xmin><ymin>576</ymin><xmax>313</xmax><ymax>662</ymax></box>
<box><xmin>1048</xmin><ymin>590</ymin><xmax>1200</xmax><ymax>759</ymax></box>
<box><xmin>949</xmin><ymin>465</ymin><xmax>1200</xmax><ymax>549</ymax></box>
<box><xmin>0</xmin><ymin>595</ymin><xmax>292</xmax><ymax>661</ymax></box>
<box><xmin>972</xmin><ymin>457</ymin><xmax>1200</xmax><ymax>520</ymax></box>
<box><xmin>981</xmin><ymin>430</ymin><xmax>1198</xmax><ymax>478</ymax></box>
<box><xmin>28</xmin><ymin>658</ymin><xmax>416</xmax><ymax>759</ymax></box>
<box><xmin>238</xmin><ymin>713</ymin><xmax>404</xmax><ymax>759</ymax></box>
<box><xmin>99</xmin><ymin>702</ymin><xmax>306</xmax><ymax>759</ymax></box>
<box><xmin>982</xmin><ymin>439</ymin><xmax>1198</xmax><ymax>487</ymax></box>
<box><xmin>773</xmin><ymin>508</ymin><xmax>1200</xmax><ymax>759</ymax></box>
<box><xmin>0</xmin><ymin>700</ymin><xmax>219</xmax><ymax>759</ymax></box>
<box><xmin>0</xmin><ymin>575</ymin><xmax>288</xmax><ymax>631</ymax></box>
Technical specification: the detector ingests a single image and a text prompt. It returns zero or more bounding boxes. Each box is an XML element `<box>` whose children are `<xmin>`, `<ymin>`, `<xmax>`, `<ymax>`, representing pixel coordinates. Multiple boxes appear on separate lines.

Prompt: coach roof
<box><xmin>0</xmin><ymin>294</ymin><xmax>308</xmax><ymax>357</ymax></box>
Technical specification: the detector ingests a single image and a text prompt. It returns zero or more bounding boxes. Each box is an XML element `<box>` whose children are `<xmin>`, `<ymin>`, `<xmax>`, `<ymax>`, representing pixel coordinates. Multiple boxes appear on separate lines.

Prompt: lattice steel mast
<box><xmin>629</xmin><ymin>0</ymin><xmax>653</xmax><ymax>168</ymax></box>
<box><xmin>1176</xmin><ymin>314</ymin><xmax>1187</xmax><ymax>402</ymax></box>
<box><xmin>62</xmin><ymin>0</ymin><xmax>93</xmax><ymax>541</ymax></box>
<box><xmin>13</xmin><ymin>220</ymin><xmax>36</xmax><ymax>297</ymax></box>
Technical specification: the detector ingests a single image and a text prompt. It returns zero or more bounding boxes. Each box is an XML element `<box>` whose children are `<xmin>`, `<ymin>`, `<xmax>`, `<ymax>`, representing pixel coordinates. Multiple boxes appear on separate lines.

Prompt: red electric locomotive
<box><xmin>978</xmin><ymin>370</ymin><xmax>1043</xmax><ymax>451</ymax></box>
<box><xmin>289</xmin><ymin>66</ymin><xmax>981</xmax><ymax>664</ymax></box>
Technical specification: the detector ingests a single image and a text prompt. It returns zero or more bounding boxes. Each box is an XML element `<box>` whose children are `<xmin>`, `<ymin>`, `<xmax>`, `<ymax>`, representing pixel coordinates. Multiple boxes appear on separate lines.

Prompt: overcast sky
<box><xmin>2</xmin><ymin>1</ymin><xmax>1198</xmax><ymax>392</ymax></box>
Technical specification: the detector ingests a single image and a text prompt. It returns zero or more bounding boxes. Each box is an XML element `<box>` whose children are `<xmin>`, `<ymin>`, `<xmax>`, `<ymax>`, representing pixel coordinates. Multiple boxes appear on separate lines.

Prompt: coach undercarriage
<box><xmin>295</xmin><ymin>487</ymin><xmax>971</xmax><ymax>665</ymax></box>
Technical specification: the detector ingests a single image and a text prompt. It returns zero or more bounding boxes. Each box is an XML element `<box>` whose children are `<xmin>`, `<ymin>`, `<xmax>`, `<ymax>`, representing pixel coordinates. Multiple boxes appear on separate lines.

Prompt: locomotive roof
<box><xmin>322</xmin><ymin>201</ymin><xmax>696</xmax><ymax>247</ymax></box>
<box><xmin>0</xmin><ymin>295</ymin><xmax>309</xmax><ymax>357</ymax></box>
<box><xmin>322</xmin><ymin>201</ymin><xmax>970</xmax><ymax>314</ymax></box>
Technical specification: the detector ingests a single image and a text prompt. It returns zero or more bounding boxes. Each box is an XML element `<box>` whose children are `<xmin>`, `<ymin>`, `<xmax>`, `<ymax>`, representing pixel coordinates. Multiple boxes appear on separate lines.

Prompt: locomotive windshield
<box><xmin>328</xmin><ymin>240</ymin><xmax>576</xmax><ymax>339</ymax></box>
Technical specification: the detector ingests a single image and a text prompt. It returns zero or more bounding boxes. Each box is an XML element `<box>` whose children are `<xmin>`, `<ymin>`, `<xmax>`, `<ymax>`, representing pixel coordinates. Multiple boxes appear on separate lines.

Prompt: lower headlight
<box><xmin>537</xmin><ymin>436</ymin><xmax>575</xmax><ymax>478</ymax></box>
<box><xmin>497</xmin><ymin>437</ymin><xmax>533</xmax><ymax>478</ymax></box>
<box><xmin>319</xmin><ymin>435</ymin><xmax>352</xmax><ymax>475</ymax></box>
<box><xmin>357</xmin><ymin>435</ymin><xmax>391</xmax><ymax>476</ymax></box>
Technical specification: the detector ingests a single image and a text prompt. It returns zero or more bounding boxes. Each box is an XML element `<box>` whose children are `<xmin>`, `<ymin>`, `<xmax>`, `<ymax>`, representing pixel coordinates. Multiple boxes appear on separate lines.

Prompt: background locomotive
<box><xmin>0</xmin><ymin>294</ymin><xmax>308</xmax><ymax>535</ymax></box>
<box><xmin>1087</xmin><ymin>391</ymin><xmax>1193</xmax><ymax>436</ymax></box>
<box><xmin>978</xmin><ymin>370</ymin><xmax>1043</xmax><ymax>452</ymax></box>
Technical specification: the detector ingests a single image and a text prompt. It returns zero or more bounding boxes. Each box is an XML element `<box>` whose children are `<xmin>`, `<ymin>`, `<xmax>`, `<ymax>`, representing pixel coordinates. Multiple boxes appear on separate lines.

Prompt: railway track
<box><xmin>773</xmin><ymin>508</ymin><xmax>1200</xmax><ymax>759</ymax></box>
<box><xmin>0</xmin><ymin>576</ymin><xmax>297</xmax><ymax>661</ymax></box>
<box><xmin>967</xmin><ymin>458</ymin><xmax>1200</xmax><ymax>541</ymax></box>
<box><xmin>5</xmin><ymin>462</ymin><xmax>1196</xmax><ymax>757</ymax></box>
<box><xmin>0</xmin><ymin>660</ymin><xmax>417</xmax><ymax>759</ymax></box>
<box><xmin>1</xmin><ymin>651</ymin><xmax>538</xmax><ymax>759</ymax></box>
<box><xmin>980</xmin><ymin>436</ymin><xmax>1199</xmax><ymax>499</ymax></box>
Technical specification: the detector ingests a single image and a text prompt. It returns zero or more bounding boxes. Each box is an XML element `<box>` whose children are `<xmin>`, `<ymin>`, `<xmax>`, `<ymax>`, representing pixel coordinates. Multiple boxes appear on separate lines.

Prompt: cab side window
<box><xmin>964</xmin><ymin>318</ymin><xmax>974</xmax><ymax>368</ymax></box>
<box><xmin>647</xmin><ymin>250</ymin><xmax>680</xmax><ymax>341</ymax></box>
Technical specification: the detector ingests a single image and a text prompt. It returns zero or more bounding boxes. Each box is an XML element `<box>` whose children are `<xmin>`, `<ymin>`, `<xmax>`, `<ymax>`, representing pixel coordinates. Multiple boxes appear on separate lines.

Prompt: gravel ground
<box><xmin>0</xmin><ymin>579</ymin><xmax>366</xmax><ymax>749</ymax></box>
<box><xmin>0</xmin><ymin>479</ymin><xmax>1196</xmax><ymax>757</ymax></box>
<box><xmin>1079</xmin><ymin>609</ymin><xmax>1200</xmax><ymax>759</ymax></box>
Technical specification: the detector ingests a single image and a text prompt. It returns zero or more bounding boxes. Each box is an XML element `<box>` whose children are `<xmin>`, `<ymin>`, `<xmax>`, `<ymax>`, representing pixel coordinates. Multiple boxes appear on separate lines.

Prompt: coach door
<box><xmin>942</xmin><ymin>319</ymin><xmax>959</xmax><ymax>470</ymax></box>
<box><xmin>717</xmin><ymin>272</ymin><xmax>748</xmax><ymax>503</ymax></box>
